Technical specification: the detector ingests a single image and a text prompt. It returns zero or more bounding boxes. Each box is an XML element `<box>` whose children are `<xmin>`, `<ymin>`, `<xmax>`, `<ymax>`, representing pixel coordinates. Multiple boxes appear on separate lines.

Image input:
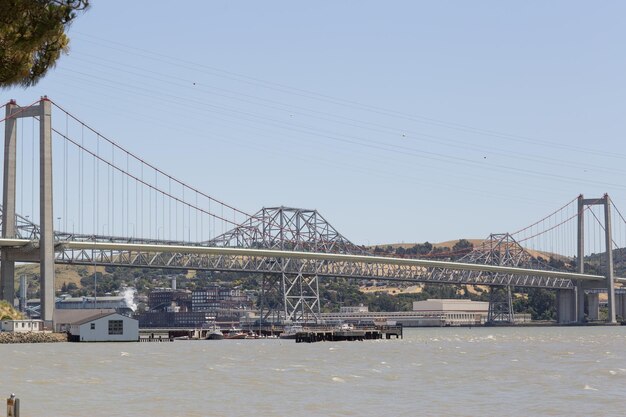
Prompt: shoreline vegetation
<box><xmin>0</xmin><ymin>332</ymin><xmax>67</xmax><ymax>344</ymax></box>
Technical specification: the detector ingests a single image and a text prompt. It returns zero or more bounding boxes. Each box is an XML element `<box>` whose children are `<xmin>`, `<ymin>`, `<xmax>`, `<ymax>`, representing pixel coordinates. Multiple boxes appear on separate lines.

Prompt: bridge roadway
<box><xmin>0</xmin><ymin>237</ymin><xmax>619</xmax><ymax>290</ymax></box>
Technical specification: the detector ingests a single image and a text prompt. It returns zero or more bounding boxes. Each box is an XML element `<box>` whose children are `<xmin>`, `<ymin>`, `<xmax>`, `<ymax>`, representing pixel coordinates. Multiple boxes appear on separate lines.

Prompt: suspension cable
<box><xmin>49</xmin><ymin>100</ymin><xmax>251</xmax><ymax>219</ymax></box>
<box><xmin>510</xmin><ymin>196</ymin><xmax>579</xmax><ymax>236</ymax></box>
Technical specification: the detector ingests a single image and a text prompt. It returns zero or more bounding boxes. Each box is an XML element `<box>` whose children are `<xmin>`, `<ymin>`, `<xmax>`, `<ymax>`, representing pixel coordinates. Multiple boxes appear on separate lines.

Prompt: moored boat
<box><xmin>224</xmin><ymin>331</ymin><xmax>247</xmax><ymax>339</ymax></box>
<box><xmin>279</xmin><ymin>324</ymin><xmax>304</xmax><ymax>339</ymax></box>
<box><xmin>206</xmin><ymin>325</ymin><xmax>224</xmax><ymax>340</ymax></box>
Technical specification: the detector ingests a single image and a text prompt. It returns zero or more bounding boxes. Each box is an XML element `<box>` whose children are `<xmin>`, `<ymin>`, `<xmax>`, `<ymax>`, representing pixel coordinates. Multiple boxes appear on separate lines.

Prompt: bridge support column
<box><xmin>615</xmin><ymin>293</ymin><xmax>626</xmax><ymax>322</ymax></box>
<box><xmin>587</xmin><ymin>293</ymin><xmax>600</xmax><ymax>321</ymax></box>
<box><xmin>39</xmin><ymin>98</ymin><xmax>55</xmax><ymax>325</ymax></box>
<box><xmin>576</xmin><ymin>282</ymin><xmax>586</xmax><ymax>323</ymax></box>
<box><xmin>603</xmin><ymin>194</ymin><xmax>616</xmax><ymax>324</ymax></box>
<box><xmin>556</xmin><ymin>289</ymin><xmax>576</xmax><ymax>324</ymax></box>
<box><xmin>1</xmin><ymin>101</ymin><xmax>17</xmax><ymax>304</ymax></box>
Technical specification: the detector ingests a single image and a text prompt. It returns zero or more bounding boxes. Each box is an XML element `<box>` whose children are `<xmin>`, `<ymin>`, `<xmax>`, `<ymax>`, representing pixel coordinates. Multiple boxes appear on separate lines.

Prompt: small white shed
<box><xmin>1</xmin><ymin>319</ymin><xmax>44</xmax><ymax>333</ymax></box>
<box><xmin>70</xmin><ymin>312</ymin><xmax>138</xmax><ymax>342</ymax></box>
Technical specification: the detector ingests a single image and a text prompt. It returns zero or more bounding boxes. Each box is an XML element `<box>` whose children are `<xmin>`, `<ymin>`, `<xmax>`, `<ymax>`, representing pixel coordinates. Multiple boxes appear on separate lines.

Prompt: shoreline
<box><xmin>0</xmin><ymin>332</ymin><xmax>68</xmax><ymax>344</ymax></box>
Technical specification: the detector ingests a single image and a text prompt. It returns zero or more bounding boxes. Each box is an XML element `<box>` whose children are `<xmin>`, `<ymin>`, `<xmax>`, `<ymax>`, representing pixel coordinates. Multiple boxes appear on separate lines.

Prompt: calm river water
<box><xmin>1</xmin><ymin>326</ymin><xmax>625</xmax><ymax>416</ymax></box>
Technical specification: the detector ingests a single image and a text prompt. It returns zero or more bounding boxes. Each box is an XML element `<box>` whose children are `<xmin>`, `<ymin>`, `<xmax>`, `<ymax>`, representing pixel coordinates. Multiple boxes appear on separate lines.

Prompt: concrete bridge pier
<box><xmin>1</xmin><ymin>101</ymin><xmax>17</xmax><ymax>304</ymax></box>
<box><xmin>587</xmin><ymin>293</ymin><xmax>600</xmax><ymax>321</ymax></box>
<box><xmin>556</xmin><ymin>289</ymin><xmax>577</xmax><ymax>324</ymax></box>
<box><xmin>616</xmin><ymin>293</ymin><xmax>626</xmax><ymax>322</ymax></box>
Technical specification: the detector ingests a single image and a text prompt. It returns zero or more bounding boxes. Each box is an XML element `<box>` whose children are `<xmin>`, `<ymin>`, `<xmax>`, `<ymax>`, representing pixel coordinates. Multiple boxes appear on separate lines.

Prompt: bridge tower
<box><xmin>209</xmin><ymin>206</ymin><xmax>365</xmax><ymax>323</ymax></box>
<box><xmin>1</xmin><ymin>98</ymin><xmax>55</xmax><ymax>325</ymax></box>
<box><xmin>572</xmin><ymin>194</ymin><xmax>616</xmax><ymax>324</ymax></box>
<box><xmin>455</xmin><ymin>234</ymin><xmax>526</xmax><ymax>324</ymax></box>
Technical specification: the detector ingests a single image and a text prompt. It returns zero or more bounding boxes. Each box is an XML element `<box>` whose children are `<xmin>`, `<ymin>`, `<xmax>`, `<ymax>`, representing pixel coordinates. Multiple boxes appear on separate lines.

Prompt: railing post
<box><xmin>6</xmin><ymin>393</ymin><xmax>19</xmax><ymax>417</ymax></box>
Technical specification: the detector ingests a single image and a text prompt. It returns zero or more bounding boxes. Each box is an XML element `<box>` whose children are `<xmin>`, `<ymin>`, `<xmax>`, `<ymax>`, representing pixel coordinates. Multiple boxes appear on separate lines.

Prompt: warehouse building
<box><xmin>69</xmin><ymin>312</ymin><xmax>139</xmax><ymax>342</ymax></box>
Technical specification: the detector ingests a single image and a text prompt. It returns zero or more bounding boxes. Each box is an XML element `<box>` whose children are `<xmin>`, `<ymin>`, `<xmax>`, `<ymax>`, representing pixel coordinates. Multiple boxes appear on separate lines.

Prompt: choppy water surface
<box><xmin>1</xmin><ymin>326</ymin><xmax>625</xmax><ymax>416</ymax></box>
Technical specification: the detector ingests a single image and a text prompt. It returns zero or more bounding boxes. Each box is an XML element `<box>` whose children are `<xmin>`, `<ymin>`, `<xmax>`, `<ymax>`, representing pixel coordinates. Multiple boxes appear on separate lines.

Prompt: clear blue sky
<box><xmin>4</xmin><ymin>1</ymin><xmax>626</xmax><ymax>245</ymax></box>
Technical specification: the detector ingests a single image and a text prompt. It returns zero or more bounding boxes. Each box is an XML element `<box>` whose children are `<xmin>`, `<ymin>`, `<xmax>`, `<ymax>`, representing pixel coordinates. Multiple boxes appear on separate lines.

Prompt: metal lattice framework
<box><xmin>0</xmin><ymin>206</ymin><xmax>583</xmax><ymax>296</ymax></box>
<box><xmin>206</xmin><ymin>207</ymin><xmax>367</xmax><ymax>254</ymax></box>
<box><xmin>1</xmin><ymin>206</ymin><xmax>599</xmax><ymax>325</ymax></box>
<box><xmin>205</xmin><ymin>207</ymin><xmax>366</xmax><ymax>322</ymax></box>
<box><xmin>431</xmin><ymin>233</ymin><xmax>560</xmax><ymax>322</ymax></box>
<box><xmin>429</xmin><ymin>233</ymin><xmax>564</xmax><ymax>287</ymax></box>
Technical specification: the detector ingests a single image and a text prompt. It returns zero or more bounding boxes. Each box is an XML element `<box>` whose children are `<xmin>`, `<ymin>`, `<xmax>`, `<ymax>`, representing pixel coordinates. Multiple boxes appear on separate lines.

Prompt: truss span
<box><xmin>46</xmin><ymin>241</ymin><xmax>590</xmax><ymax>289</ymax></box>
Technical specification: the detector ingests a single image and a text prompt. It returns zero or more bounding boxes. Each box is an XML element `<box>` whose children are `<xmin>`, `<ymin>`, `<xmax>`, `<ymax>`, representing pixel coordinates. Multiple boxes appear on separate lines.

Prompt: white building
<box><xmin>1</xmin><ymin>319</ymin><xmax>44</xmax><ymax>333</ymax></box>
<box><xmin>321</xmin><ymin>299</ymin><xmax>492</xmax><ymax>327</ymax></box>
<box><xmin>69</xmin><ymin>312</ymin><xmax>139</xmax><ymax>342</ymax></box>
<box><xmin>340</xmin><ymin>305</ymin><xmax>369</xmax><ymax>314</ymax></box>
<box><xmin>54</xmin><ymin>309</ymin><xmax>116</xmax><ymax>332</ymax></box>
<box><xmin>413</xmin><ymin>299</ymin><xmax>489</xmax><ymax>326</ymax></box>
<box><xmin>56</xmin><ymin>296</ymin><xmax>133</xmax><ymax>314</ymax></box>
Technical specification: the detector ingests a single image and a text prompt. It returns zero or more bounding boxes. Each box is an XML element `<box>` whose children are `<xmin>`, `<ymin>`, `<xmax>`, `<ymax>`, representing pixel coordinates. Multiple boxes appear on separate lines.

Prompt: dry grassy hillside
<box><xmin>0</xmin><ymin>300</ymin><xmax>22</xmax><ymax>319</ymax></box>
<box><xmin>14</xmin><ymin>264</ymin><xmax>106</xmax><ymax>291</ymax></box>
<box><xmin>370</xmin><ymin>239</ymin><xmax>572</xmax><ymax>262</ymax></box>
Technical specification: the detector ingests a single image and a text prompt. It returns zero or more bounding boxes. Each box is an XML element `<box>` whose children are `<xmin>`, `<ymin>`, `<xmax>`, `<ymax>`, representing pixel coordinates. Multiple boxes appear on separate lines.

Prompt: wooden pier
<box><xmin>294</xmin><ymin>325</ymin><xmax>402</xmax><ymax>343</ymax></box>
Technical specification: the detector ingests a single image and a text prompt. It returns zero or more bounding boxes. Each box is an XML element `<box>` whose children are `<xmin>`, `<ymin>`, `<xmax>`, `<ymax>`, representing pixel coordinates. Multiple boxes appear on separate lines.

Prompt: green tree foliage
<box><xmin>452</xmin><ymin>239</ymin><xmax>473</xmax><ymax>252</ymax></box>
<box><xmin>514</xmin><ymin>288</ymin><xmax>556</xmax><ymax>320</ymax></box>
<box><xmin>0</xmin><ymin>0</ymin><xmax>89</xmax><ymax>88</ymax></box>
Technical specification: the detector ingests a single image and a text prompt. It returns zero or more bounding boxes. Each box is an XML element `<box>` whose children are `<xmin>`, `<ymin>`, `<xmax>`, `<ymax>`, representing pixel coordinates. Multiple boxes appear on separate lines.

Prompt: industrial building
<box><xmin>321</xmin><ymin>300</ymin><xmax>531</xmax><ymax>326</ymax></box>
<box><xmin>56</xmin><ymin>295</ymin><xmax>134</xmax><ymax>315</ymax></box>
<box><xmin>148</xmin><ymin>289</ymin><xmax>192</xmax><ymax>312</ymax></box>
<box><xmin>69</xmin><ymin>312</ymin><xmax>139</xmax><ymax>342</ymax></box>
<box><xmin>140</xmin><ymin>285</ymin><xmax>253</xmax><ymax>327</ymax></box>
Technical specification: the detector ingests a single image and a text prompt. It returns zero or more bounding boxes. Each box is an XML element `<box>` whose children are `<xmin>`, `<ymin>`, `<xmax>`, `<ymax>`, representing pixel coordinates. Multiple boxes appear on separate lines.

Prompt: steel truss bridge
<box><xmin>0</xmin><ymin>98</ymin><xmax>622</xmax><ymax>325</ymax></box>
<box><xmin>0</xmin><ymin>206</ymin><xmax>614</xmax><ymax>322</ymax></box>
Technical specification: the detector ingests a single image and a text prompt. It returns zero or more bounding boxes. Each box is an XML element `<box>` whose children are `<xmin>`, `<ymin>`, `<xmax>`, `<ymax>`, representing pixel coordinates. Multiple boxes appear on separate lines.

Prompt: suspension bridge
<box><xmin>1</xmin><ymin>97</ymin><xmax>625</xmax><ymax>327</ymax></box>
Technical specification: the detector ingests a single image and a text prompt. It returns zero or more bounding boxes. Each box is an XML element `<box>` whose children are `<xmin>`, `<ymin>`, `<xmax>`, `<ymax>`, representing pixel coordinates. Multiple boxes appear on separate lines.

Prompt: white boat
<box><xmin>280</xmin><ymin>324</ymin><xmax>304</xmax><ymax>339</ymax></box>
<box><xmin>206</xmin><ymin>325</ymin><xmax>224</xmax><ymax>340</ymax></box>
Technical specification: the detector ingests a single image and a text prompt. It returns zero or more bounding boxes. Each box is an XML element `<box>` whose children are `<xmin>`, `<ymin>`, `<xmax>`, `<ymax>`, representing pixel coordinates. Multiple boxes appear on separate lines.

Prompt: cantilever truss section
<box><xmin>206</xmin><ymin>207</ymin><xmax>367</xmax><ymax>323</ymax></box>
<box><xmin>428</xmin><ymin>233</ymin><xmax>560</xmax><ymax>285</ymax></box>
<box><xmin>207</xmin><ymin>206</ymin><xmax>367</xmax><ymax>254</ymax></box>
<box><xmin>204</xmin><ymin>207</ymin><xmax>367</xmax><ymax>323</ymax></box>
<box><xmin>430</xmin><ymin>233</ymin><xmax>560</xmax><ymax>322</ymax></box>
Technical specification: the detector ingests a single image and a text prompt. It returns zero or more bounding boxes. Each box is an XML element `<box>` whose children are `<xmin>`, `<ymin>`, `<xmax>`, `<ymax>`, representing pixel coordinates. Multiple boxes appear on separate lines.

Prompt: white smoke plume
<box><xmin>121</xmin><ymin>287</ymin><xmax>138</xmax><ymax>312</ymax></box>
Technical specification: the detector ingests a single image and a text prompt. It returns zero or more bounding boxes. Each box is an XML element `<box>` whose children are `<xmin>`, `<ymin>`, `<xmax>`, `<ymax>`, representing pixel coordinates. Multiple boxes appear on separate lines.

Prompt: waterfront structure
<box><xmin>138</xmin><ymin>285</ymin><xmax>252</xmax><ymax>327</ymax></box>
<box><xmin>56</xmin><ymin>296</ymin><xmax>134</xmax><ymax>315</ymax></box>
<box><xmin>191</xmin><ymin>286</ymin><xmax>251</xmax><ymax>315</ymax></box>
<box><xmin>69</xmin><ymin>312</ymin><xmax>139</xmax><ymax>342</ymax></box>
<box><xmin>1</xmin><ymin>319</ymin><xmax>44</xmax><ymax>333</ymax></box>
<box><xmin>148</xmin><ymin>289</ymin><xmax>191</xmax><ymax>312</ymax></box>
<box><xmin>321</xmin><ymin>300</ymin><xmax>530</xmax><ymax>327</ymax></box>
<box><xmin>137</xmin><ymin>311</ymin><xmax>213</xmax><ymax>328</ymax></box>
<box><xmin>54</xmin><ymin>309</ymin><xmax>116</xmax><ymax>332</ymax></box>
<box><xmin>412</xmin><ymin>299</ymin><xmax>489</xmax><ymax>326</ymax></box>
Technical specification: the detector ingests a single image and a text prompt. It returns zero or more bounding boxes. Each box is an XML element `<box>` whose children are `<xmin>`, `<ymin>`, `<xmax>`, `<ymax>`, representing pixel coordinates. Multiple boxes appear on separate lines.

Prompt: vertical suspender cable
<box><xmin>20</xmin><ymin>118</ymin><xmax>23</xmax><ymax>218</ymax></box>
<box><xmin>109</xmin><ymin>145</ymin><xmax>115</xmax><ymax>236</ymax></box>
<box><xmin>141</xmin><ymin>163</ymin><xmax>144</xmax><ymax>238</ymax></box>
<box><xmin>80</xmin><ymin>124</ymin><xmax>84</xmax><ymax>234</ymax></box>
<box><xmin>31</xmin><ymin>118</ymin><xmax>35</xmax><ymax>220</ymax></box>
<box><xmin>64</xmin><ymin>112</ymin><xmax>68</xmax><ymax>232</ymax></box>
<box><xmin>168</xmin><ymin>178</ymin><xmax>172</xmax><ymax>240</ymax></box>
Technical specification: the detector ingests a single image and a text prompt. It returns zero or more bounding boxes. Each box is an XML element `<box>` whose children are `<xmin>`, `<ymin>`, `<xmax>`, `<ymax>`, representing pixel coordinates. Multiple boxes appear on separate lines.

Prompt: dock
<box><xmin>294</xmin><ymin>325</ymin><xmax>402</xmax><ymax>343</ymax></box>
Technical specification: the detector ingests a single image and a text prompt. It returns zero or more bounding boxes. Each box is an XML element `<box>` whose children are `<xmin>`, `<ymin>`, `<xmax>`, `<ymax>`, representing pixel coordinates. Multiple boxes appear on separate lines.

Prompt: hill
<box><xmin>14</xmin><ymin>263</ymin><xmax>106</xmax><ymax>292</ymax></box>
<box><xmin>0</xmin><ymin>300</ymin><xmax>22</xmax><ymax>320</ymax></box>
